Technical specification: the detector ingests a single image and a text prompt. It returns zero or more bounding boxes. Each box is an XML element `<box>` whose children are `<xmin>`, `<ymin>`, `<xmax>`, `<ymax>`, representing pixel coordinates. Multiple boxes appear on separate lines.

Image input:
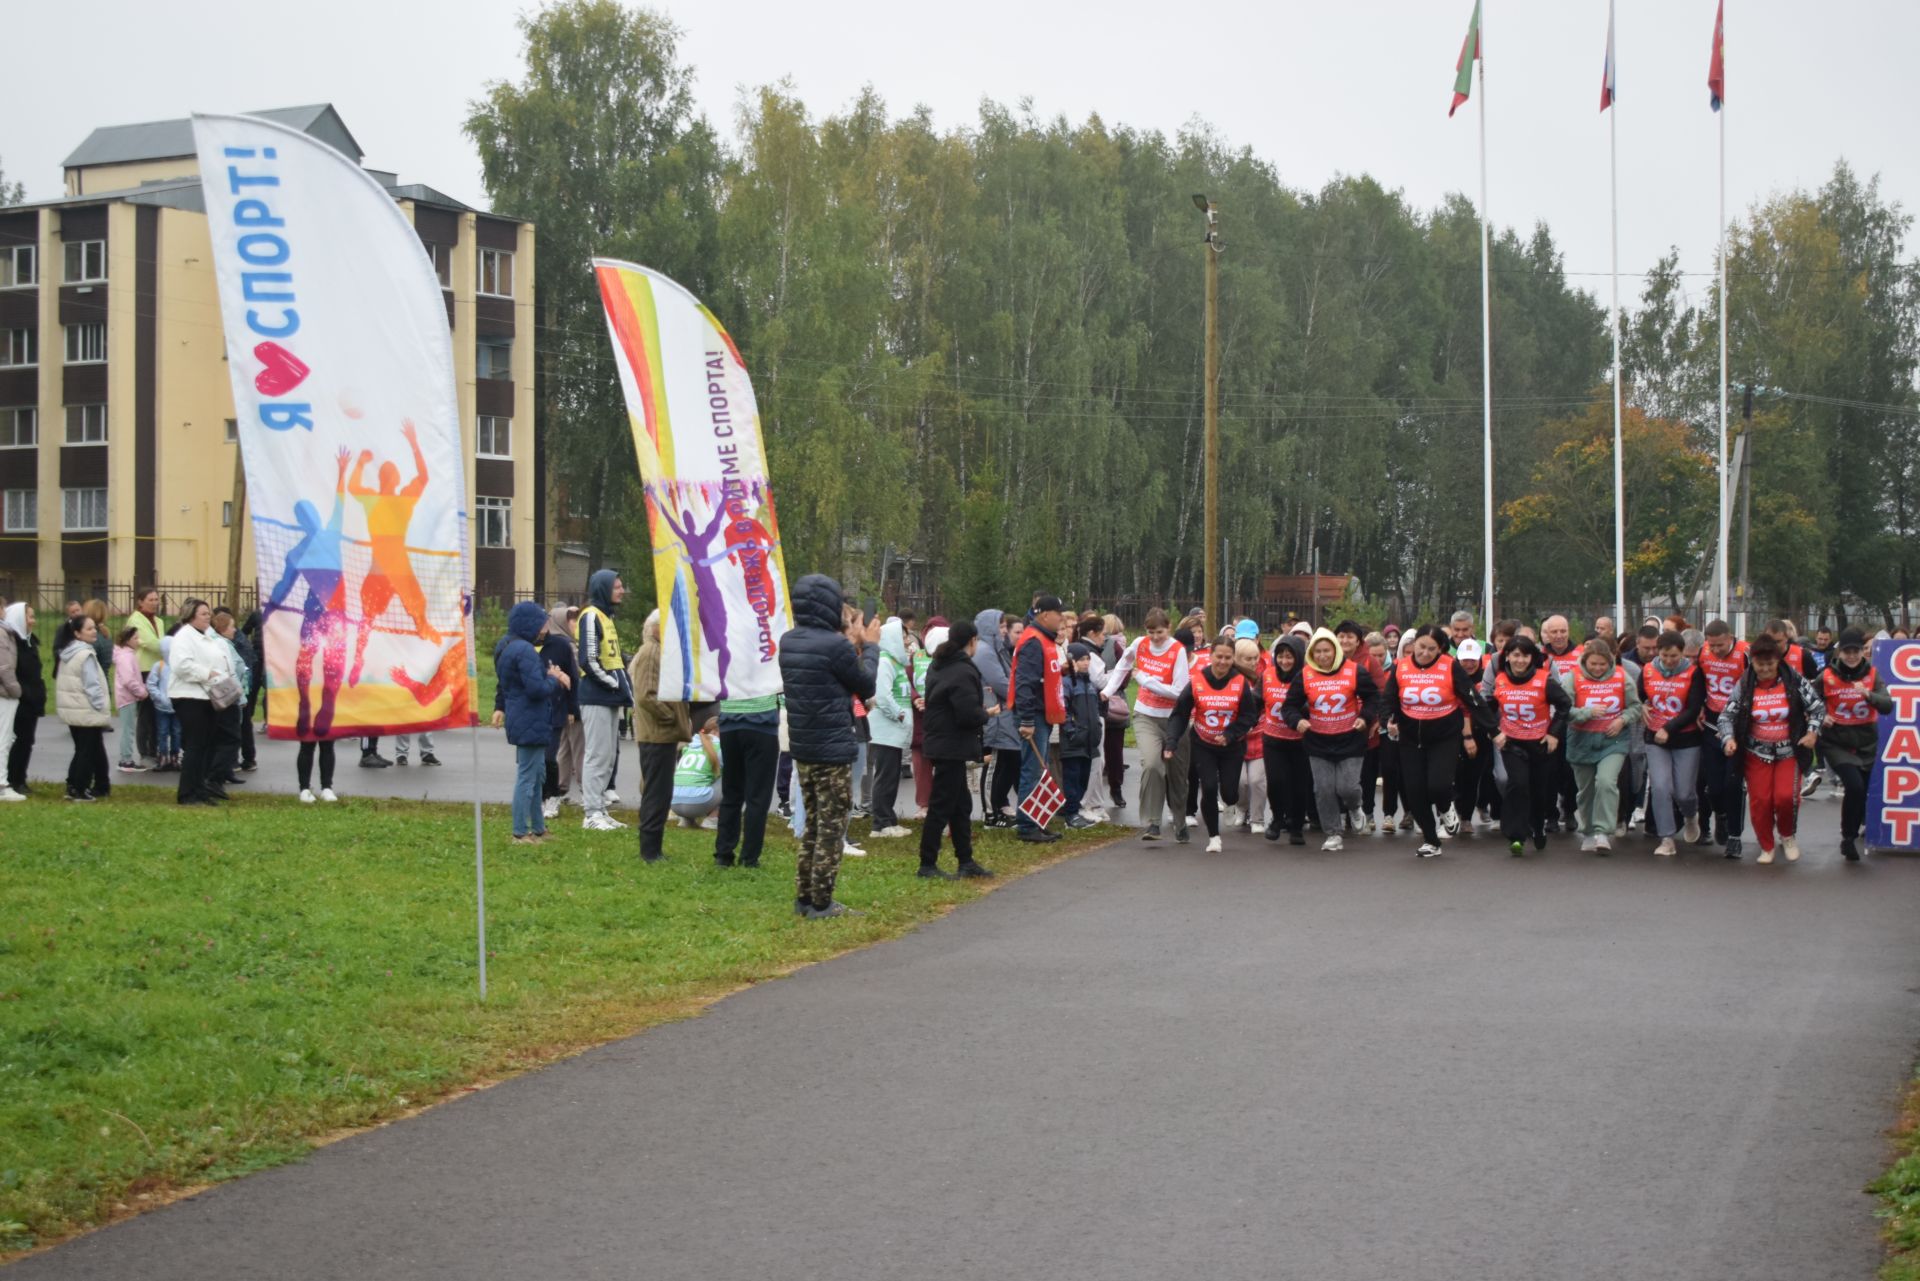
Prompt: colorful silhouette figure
<box><xmin>656</xmin><ymin>498</ymin><xmax>735</xmax><ymax>688</ymax></box>
<box><xmin>391</xmin><ymin>636</ymin><xmax>471</xmax><ymax>725</ymax></box>
<box><xmin>265</xmin><ymin>448</ymin><xmax>353</xmax><ymax>739</ymax></box>
<box><xmin>348</xmin><ymin>418</ymin><xmax>443</xmax><ymax>685</ymax></box>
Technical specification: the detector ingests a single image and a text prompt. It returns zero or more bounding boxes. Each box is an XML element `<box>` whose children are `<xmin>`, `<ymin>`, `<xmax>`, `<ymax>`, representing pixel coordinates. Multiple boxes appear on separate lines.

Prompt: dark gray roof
<box><xmin>385</xmin><ymin>183</ymin><xmax>474</xmax><ymax>213</ymax></box>
<box><xmin>63</xmin><ymin>104</ymin><xmax>363</xmax><ymax>169</ymax></box>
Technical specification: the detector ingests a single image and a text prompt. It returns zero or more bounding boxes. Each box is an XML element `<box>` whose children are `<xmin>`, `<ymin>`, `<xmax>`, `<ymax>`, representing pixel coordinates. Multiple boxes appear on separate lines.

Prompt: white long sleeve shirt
<box><xmin>1101</xmin><ymin>636</ymin><xmax>1190</xmax><ymax>717</ymax></box>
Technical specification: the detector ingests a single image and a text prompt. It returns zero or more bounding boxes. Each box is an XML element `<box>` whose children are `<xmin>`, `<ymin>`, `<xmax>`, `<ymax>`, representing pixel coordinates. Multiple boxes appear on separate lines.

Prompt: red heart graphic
<box><xmin>253</xmin><ymin>341</ymin><xmax>310</xmax><ymax>397</ymax></box>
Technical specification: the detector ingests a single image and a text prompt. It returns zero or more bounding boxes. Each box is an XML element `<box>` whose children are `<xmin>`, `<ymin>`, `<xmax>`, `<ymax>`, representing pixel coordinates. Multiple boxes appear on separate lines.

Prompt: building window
<box><xmin>477</xmin><ymin>338</ymin><xmax>512</xmax><ymax>381</ymax></box>
<box><xmin>62</xmin><ymin>486</ymin><xmax>107</xmax><ymax>532</ymax></box>
<box><xmin>1</xmin><ymin>489</ymin><xmax>34</xmax><ymax>533</ymax></box>
<box><xmin>63</xmin><ymin>239</ymin><xmax>107</xmax><ymax>284</ymax></box>
<box><xmin>64</xmin><ymin>322</ymin><xmax>106</xmax><ymax>365</ymax></box>
<box><xmin>477</xmin><ymin>414</ymin><xmax>511</xmax><ymax>458</ymax></box>
<box><xmin>65</xmin><ymin>403</ymin><xmax>106</xmax><ymax>445</ymax></box>
<box><xmin>224</xmin><ymin>417</ymin><xmax>238</xmax><ymax>442</ymax></box>
<box><xmin>0</xmin><ymin>407</ymin><xmax>35</xmax><ymax>448</ymax></box>
<box><xmin>0</xmin><ymin>328</ymin><xmax>35</xmax><ymax>368</ymax></box>
<box><xmin>477</xmin><ymin>247</ymin><xmax>513</xmax><ymax>298</ymax></box>
<box><xmin>425</xmin><ymin>241</ymin><xmax>451</xmax><ymax>288</ymax></box>
<box><xmin>0</xmin><ymin>244</ymin><xmax>35</xmax><ymax>289</ymax></box>
<box><xmin>476</xmin><ymin>496</ymin><xmax>511</xmax><ymax>548</ymax></box>
<box><xmin>222</xmin><ymin>501</ymin><xmax>233</xmax><ymax>527</ymax></box>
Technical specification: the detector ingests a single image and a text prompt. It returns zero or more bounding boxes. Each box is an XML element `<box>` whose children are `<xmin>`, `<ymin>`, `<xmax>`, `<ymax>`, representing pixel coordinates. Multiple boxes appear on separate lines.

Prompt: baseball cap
<box><xmin>1457</xmin><ymin>638</ymin><xmax>1483</xmax><ymax>662</ymax></box>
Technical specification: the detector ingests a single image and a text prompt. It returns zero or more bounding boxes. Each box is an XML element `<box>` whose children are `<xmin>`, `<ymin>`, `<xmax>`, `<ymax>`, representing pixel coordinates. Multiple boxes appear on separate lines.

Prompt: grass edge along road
<box><xmin>0</xmin><ymin>786</ymin><xmax>1115</xmax><ymax>1259</ymax></box>
<box><xmin>1877</xmin><ymin>1066</ymin><xmax>1920</xmax><ymax>1280</ymax></box>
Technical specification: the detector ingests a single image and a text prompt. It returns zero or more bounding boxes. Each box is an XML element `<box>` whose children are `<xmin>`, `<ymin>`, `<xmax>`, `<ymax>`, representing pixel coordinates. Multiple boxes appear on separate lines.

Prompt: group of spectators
<box><xmin>0</xmin><ymin>590</ymin><xmax>262</xmax><ymax>807</ymax></box>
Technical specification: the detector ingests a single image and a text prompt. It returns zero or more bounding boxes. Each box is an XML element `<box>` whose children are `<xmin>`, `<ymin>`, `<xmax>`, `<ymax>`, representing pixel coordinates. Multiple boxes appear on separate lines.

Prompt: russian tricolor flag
<box><xmin>1600</xmin><ymin>0</ymin><xmax>1617</xmax><ymax>112</ymax></box>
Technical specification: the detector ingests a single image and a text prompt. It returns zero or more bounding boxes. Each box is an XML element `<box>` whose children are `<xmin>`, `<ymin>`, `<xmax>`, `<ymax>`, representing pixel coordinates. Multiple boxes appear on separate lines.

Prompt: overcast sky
<box><xmin>4</xmin><ymin>0</ymin><xmax>1913</xmax><ymax>318</ymax></box>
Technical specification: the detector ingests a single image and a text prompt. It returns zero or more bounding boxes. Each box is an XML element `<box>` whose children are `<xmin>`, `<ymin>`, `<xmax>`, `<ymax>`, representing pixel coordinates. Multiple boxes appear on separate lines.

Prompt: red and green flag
<box><xmin>1450</xmin><ymin>1</ymin><xmax>1483</xmax><ymax>117</ymax></box>
<box><xmin>1707</xmin><ymin>0</ymin><xmax>1725</xmax><ymax>110</ymax></box>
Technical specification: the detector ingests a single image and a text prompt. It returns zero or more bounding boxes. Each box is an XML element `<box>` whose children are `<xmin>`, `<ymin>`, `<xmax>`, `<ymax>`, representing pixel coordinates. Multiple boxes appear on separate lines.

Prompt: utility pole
<box><xmin>225</xmin><ymin>449</ymin><xmax>247</xmax><ymax>611</ymax></box>
<box><xmin>1736</xmin><ymin>384</ymin><xmax>1754</xmax><ymax>639</ymax></box>
<box><xmin>1194</xmin><ymin>194</ymin><xmax>1222</xmax><ymax>628</ymax></box>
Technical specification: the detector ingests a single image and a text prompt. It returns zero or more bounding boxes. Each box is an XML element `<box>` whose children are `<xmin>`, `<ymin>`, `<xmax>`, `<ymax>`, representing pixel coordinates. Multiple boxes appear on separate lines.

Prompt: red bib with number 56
<box><xmin>1395</xmin><ymin>655</ymin><xmax>1459</xmax><ymax>720</ymax></box>
<box><xmin>1301</xmin><ymin>664</ymin><xmax>1359</xmax><ymax>735</ymax></box>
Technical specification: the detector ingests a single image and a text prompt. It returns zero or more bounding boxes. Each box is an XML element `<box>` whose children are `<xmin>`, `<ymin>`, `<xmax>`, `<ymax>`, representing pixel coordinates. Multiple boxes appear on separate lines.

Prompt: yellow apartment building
<box><xmin>0</xmin><ymin>104</ymin><xmax>553</xmax><ymax>609</ymax></box>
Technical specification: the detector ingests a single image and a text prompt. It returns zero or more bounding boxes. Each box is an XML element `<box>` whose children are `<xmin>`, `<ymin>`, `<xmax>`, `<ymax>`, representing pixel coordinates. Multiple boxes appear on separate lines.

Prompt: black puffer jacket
<box><xmin>921</xmin><ymin>653</ymin><xmax>990</xmax><ymax>762</ymax></box>
<box><xmin>777</xmin><ymin>574</ymin><xmax>878</xmax><ymax>766</ymax></box>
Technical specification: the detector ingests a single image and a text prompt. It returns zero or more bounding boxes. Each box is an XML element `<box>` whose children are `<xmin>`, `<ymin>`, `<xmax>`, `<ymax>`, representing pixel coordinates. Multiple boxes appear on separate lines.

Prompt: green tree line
<box><xmin>468</xmin><ymin>1</ymin><xmax>1919</xmax><ymax>626</ymax></box>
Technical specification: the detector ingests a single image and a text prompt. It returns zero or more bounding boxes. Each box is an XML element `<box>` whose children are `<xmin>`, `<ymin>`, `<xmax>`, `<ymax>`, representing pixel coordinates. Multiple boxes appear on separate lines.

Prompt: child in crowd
<box><xmin>1058</xmin><ymin>642</ymin><xmax>1104</xmax><ymax>829</ymax></box>
<box><xmin>671</xmin><ymin>713</ymin><xmax>723</xmax><ymax>829</ymax></box>
<box><xmin>112</xmin><ymin>626</ymin><xmax>149</xmax><ymax>773</ymax></box>
<box><xmin>147</xmin><ymin>637</ymin><xmax>180</xmax><ymax>771</ymax></box>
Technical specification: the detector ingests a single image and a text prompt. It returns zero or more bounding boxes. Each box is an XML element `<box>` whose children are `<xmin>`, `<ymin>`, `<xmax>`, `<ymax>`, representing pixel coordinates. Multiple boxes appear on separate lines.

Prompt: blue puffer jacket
<box><xmin>497</xmin><ymin>601</ymin><xmax>559</xmax><ymax>747</ymax></box>
<box><xmin>777</xmin><ymin>574</ymin><xmax>878</xmax><ymax>766</ymax></box>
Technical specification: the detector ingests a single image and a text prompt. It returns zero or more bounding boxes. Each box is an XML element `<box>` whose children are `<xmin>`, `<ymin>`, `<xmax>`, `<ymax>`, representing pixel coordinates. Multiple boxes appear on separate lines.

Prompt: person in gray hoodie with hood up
<box><xmin>576</xmin><ymin>568</ymin><xmax>635</xmax><ymax>831</ymax></box>
<box><xmin>973</xmin><ymin>608</ymin><xmax>1022</xmax><ymax>827</ymax></box>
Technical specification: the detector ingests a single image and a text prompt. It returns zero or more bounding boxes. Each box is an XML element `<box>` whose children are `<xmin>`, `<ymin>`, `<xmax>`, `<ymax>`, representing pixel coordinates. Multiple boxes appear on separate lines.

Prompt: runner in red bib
<box><xmin>1491</xmin><ymin>635</ymin><xmax>1571</xmax><ymax>854</ymax></box>
<box><xmin>1280</xmin><ymin>627</ymin><xmax>1381</xmax><ymax>852</ymax></box>
<box><xmin>1638</xmin><ymin>630</ymin><xmax>1708</xmax><ymax>856</ymax></box>
<box><xmin>1538</xmin><ymin>614</ymin><xmax>1583</xmax><ymax>833</ymax></box>
<box><xmin>1557</xmin><ymin>638</ymin><xmax>1643</xmax><ymax>855</ymax></box>
<box><xmin>1697</xmin><ymin>620</ymin><xmax>1750</xmax><ymax>855</ymax></box>
<box><xmin>1166</xmin><ymin>639</ymin><xmax>1262</xmax><ymax>853</ymax></box>
<box><xmin>1260</xmin><ymin>635</ymin><xmax>1313</xmax><ymax>845</ymax></box>
<box><xmin>1102</xmin><ymin>607</ymin><xmax>1192</xmax><ymax>842</ymax></box>
<box><xmin>1816</xmin><ymin>627</ymin><xmax>1892</xmax><ymax>860</ymax></box>
<box><xmin>1716</xmin><ymin>633</ymin><xmax>1824</xmax><ymax>864</ymax></box>
<box><xmin>1379</xmin><ymin>626</ymin><xmax>1480</xmax><ymax>857</ymax></box>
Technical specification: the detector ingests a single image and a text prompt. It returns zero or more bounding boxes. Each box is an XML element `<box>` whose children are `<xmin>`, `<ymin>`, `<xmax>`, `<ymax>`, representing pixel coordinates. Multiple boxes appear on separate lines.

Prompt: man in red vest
<box><xmin>1009</xmin><ymin>594</ymin><xmax>1068</xmax><ymax>843</ymax></box>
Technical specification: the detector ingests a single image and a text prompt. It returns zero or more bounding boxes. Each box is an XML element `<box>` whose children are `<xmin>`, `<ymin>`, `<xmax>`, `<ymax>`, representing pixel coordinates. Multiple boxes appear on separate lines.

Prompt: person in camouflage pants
<box><xmin>795</xmin><ymin>761</ymin><xmax>852</xmax><ymax>912</ymax></box>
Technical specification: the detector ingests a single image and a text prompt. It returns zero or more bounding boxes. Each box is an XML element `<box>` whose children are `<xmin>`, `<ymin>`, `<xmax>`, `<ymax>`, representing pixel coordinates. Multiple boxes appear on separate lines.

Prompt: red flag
<box><xmin>1018</xmin><ymin>766</ymin><xmax>1066</xmax><ymax>830</ymax></box>
<box><xmin>1707</xmin><ymin>0</ymin><xmax>1725</xmax><ymax>111</ymax></box>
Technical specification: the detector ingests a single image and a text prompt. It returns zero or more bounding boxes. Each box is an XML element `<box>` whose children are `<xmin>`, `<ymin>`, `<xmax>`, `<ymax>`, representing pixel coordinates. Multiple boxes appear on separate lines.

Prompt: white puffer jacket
<box><xmin>166</xmin><ymin>623</ymin><xmax>234</xmax><ymax>703</ymax></box>
<box><xmin>55</xmin><ymin>640</ymin><xmax>112</xmax><ymax>728</ymax></box>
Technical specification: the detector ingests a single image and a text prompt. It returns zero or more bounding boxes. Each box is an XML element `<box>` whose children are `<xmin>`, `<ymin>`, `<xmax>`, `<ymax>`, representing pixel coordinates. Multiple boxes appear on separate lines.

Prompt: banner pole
<box><xmin>1610</xmin><ymin>0</ymin><xmax>1626</xmax><ymax>634</ymax></box>
<box><xmin>1478</xmin><ymin>1</ymin><xmax>1495</xmax><ymax>630</ymax></box>
<box><xmin>1717</xmin><ymin>54</ymin><xmax>1730</xmax><ymax>621</ymax></box>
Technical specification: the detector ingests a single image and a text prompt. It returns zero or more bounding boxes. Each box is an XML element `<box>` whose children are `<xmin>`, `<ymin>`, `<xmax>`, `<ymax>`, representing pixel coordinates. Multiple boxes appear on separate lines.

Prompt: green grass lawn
<box><xmin>1876</xmin><ymin>1068</ymin><xmax>1920</xmax><ymax>1280</ymax></box>
<box><xmin>0</xmin><ymin>786</ymin><xmax>1114</xmax><ymax>1257</ymax></box>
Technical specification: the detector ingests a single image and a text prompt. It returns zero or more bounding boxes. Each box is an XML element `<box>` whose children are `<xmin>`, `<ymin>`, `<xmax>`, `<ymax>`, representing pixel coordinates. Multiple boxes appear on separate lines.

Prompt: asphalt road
<box><xmin>13</xmin><ymin>779</ymin><xmax>1919</xmax><ymax>1281</ymax></box>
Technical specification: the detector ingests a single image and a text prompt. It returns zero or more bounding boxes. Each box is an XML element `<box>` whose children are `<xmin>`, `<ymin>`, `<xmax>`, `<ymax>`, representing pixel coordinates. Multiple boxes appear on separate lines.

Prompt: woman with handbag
<box><xmin>55</xmin><ymin>615</ymin><xmax>114</xmax><ymax>801</ymax></box>
<box><xmin>168</xmin><ymin>599</ymin><xmax>242</xmax><ymax>806</ymax></box>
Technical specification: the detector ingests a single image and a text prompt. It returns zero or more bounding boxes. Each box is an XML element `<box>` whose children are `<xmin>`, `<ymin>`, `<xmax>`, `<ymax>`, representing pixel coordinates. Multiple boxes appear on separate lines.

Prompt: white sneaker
<box><xmin>583</xmin><ymin>813</ymin><xmax>622</xmax><ymax>832</ymax></box>
<box><xmin>1595</xmin><ymin>835</ymin><xmax>1612</xmax><ymax>853</ymax></box>
<box><xmin>299</xmin><ymin>788</ymin><xmax>317</xmax><ymax>804</ymax></box>
<box><xmin>1683</xmin><ymin>815</ymin><xmax>1701</xmax><ymax>843</ymax></box>
<box><xmin>320</xmin><ymin>788</ymin><xmax>339</xmax><ymax>803</ymax></box>
<box><xmin>0</xmin><ymin>787</ymin><xmax>22</xmax><ymax>803</ymax></box>
<box><xmin>675</xmin><ymin>815</ymin><xmax>693</xmax><ymax>828</ymax></box>
<box><xmin>1756</xmin><ymin>844</ymin><xmax>1775</xmax><ymax>865</ymax></box>
<box><xmin>1416</xmin><ymin>843</ymin><xmax>1442</xmax><ymax>858</ymax></box>
<box><xmin>1630</xmin><ymin>807</ymin><xmax>1647</xmax><ymax>828</ymax></box>
<box><xmin>1799</xmin><ymin>771</ymin><xmax>1823</xmax><ymax>799</ymax></box>
<box><xmin>541</xmin><ymin>797</ymin><xmax>562</xmax><ymax>819</ymax></box>
<box><xmin>1783</xmin><ymin>836</ymin><xmax>1801</xmax><ymax>862</ymax></box>
<box><xmin>1250</xmin><ymin>821</ymin><xmax>1265</xmax><ymax>835</ymax></box>
<box><xmin>871</xmin><ymin>825</ymin><xmax>911</xmax><ymax>839</ymax></box>
<box><xmin>1205</xmin><ymin>835</ymin><xmax>1223</xmax><ymax>853</ymax></box>
<box><xmin>1579</xmin><ymin>836</ymin><xmax>1598</xmax><ymax>853</ymax></box>
<box><xmin>1655</xmin><ymin>837</ymin><xmax>1677</xmax><ymax>856</ymax></box>
<box><xmin>602</xmin><ymin>789</ymin><xmax>621</xmax><ymax>806</ymax></box>
<box><xmin>1321</xmin><ymin>834</ymin><xmax>1344</xmax><ymax>852</ymax></box>
<box><xmin>842</xmin><ymin>840</ymin><xmax>867</xmax><ymax>857</ymax></box>
<box><xmin>1441</xmin><ymin>805</ymin><xmax>1461</xmax><ymax>837</ymax></box>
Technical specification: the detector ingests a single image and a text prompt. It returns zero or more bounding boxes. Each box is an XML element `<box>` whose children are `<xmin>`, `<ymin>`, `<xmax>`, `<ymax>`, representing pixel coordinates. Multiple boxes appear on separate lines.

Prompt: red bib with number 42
<box><xmin>1301</xmin><ymin>664</ymin><xmax>1359</xmax><ymax>735</ymax></box>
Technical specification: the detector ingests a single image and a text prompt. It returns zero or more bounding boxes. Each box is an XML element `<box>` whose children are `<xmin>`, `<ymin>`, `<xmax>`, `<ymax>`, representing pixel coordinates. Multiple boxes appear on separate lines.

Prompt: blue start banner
<box><xmin>1865</xmin><ymin>640</ymin><xmax>1920</xmax><ymax>849</ymax></box>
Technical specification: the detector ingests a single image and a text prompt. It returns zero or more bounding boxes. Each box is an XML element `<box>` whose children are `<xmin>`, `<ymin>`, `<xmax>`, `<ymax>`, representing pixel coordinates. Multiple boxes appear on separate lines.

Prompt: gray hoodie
<box><xmin>973</xmin><ymin>609</ymin><xmax>1020</xmax><ymax>752</ymax></box>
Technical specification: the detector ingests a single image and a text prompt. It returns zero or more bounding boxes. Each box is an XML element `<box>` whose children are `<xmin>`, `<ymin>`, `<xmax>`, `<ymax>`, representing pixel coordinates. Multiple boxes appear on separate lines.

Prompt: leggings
<box><xmin>1744</xmin><ymin>753</ymin><xmax>1800</xmax><ymax>849</ymax></box>
<box><xmin>1499</xmin><ymin>742</ymin><xmax>1554</xmax><ymax>841</ymax></box>
<box><xmin>297</xmin><ymin>740</ymin><xmax>336</xmax><ymax>791</ymax></box>
<box><xmin>1397</xmin><ymin>733</ymin><xmax>1463</xmax><ymax>844</ymax></box>
<box><xmin>1262</xmin><ymin>736</ymin><xmax>1313</xmax><ymax>834</ymax></box>
<box><xmin>1831</xmin><ymin>760</ymin><xmax>1870</xmax><ymax>840</ymax></box>
<box><xmin>1189</xmin><ymin>738</ymin><xmax>1243</xmax><ymax>838</ymax></box>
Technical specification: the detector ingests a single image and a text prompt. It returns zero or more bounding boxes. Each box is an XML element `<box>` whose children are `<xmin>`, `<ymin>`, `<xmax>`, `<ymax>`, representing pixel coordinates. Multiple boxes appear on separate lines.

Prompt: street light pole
<box><xmin>1195</xmin><ymin>194</ymin><xmax>1222</xmax><ymax>628</ymax></box>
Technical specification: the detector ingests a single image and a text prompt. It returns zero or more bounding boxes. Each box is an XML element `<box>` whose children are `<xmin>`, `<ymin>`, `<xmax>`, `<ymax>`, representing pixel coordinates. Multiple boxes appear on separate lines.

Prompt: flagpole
<box><xmin>1717</xmin><ymin>90</ymin><xmax>1729</xmax><ymax>621</ymax></box>
<box><xmin>1609</xmin><ymin>0</ymin><xmax>1626</xmax><ymax>634</ymax></box>
<box><xmin>1478</xmin><ymin>0</ymin><xmax>1495</xmax><ymax>632</ymax></box>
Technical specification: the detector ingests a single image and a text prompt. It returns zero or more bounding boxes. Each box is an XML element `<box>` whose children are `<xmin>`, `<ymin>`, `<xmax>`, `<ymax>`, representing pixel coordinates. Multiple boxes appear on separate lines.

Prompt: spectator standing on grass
<box><xmin>497</xmin><ymin>600</ymin><xmax>568</xmax><ymax>844</ymax></box>
<box><xmin>627</xmin><ymin>610</ymin><xmax>691</xmax><ymax>862</ymax></box>
<box><xmin>168</xmin><ymin>600</ymin><xmax>238</xmax><ymax>807</ymax></box>
<box><xmin>577</xmin><ymin>569</ymin><xmax>634</xmax><ymax>831</ymax></box>
<box><xmin>973</xmin><ymin>608</ymin><xmax>1022</xmax><ymax>827</ymax></box>
<box><xmin>3</xmin><ymin>602</ymin><xmax>45</xmax><ymax>800</ymax></box>
<box><xmin>867</xmin><ymin>617</ymin><xmax>915</xmax><ymax>838</ymax></box>
<box><xmin>128</xmin><ymin>588</ymin><xmax>166</xmax><ymax>765</ymax></box>
<box><xmin>147</xmin><ymin>638</ymin><xmax>180</xmax><ymax>771</ymax></box>
<box><xmin>713</xmin><ymin>673</ymin><xmax>780</xmax><ymax>868</ymax></box>
<box><xmin>82</xmin><ymin>601</ymin><xmax>113</xmax><ymax>676</ymax></box>
<box><xmin>211</xmin><ymin>608</ymin><xmax>255</xmax><ymax>784</ymax></box>
<box><xmin>779</xmin><ymin>574</ymin><xmax>882</xmax><ymax>919</ymax></box>
<box><xmin>918</xmin><ymin>619</ymin><xmax>995</xmax><ymax>879</ymax></box>
<box><xmin>55</xmin><ymin>615</ymin><xmax>113</xmax><ymax>801</ymax></box>
<box><xmin>1058</xmin><ymin>641</ymin><xmax>1105</xmax><ymax>830</ymax></box>
<box><xmin>540</xmin><ymin>605</ymin><xmax>580</xmax><ymax>818</ymax></box>
<box><xmin>1010</xmin><ymin>594</ymin><xmax>1069</xmax><ymax>845</ymax></box>
<box><xmin>0</xmin><ymin>602</ymin><xmax>29</xmax><ymax>802</ymax></box>
<box><xmin>112</xmin><ymin>627</ymin><xmax>148</xmax><ymax>774</ymax></box>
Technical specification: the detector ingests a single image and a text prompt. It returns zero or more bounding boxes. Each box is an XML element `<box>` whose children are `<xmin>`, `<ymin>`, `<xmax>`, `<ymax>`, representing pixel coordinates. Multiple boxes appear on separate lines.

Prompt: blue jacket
<box><xmin>496</xmin><ymin>601</ymin><xmax>559</xmax><ymax>747</ymax></box>
<box><xmin>776</xmin><ymin>574</ymin><xmax>879</xmax><ymax>766</ymax></box>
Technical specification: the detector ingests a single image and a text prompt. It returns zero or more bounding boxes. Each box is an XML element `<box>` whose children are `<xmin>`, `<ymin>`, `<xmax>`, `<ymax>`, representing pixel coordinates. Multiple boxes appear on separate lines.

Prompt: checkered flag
<box><xmin>1018</xmin><ymin>744</ymin><xmax>1066</xmax><ymax>830</ymax></box>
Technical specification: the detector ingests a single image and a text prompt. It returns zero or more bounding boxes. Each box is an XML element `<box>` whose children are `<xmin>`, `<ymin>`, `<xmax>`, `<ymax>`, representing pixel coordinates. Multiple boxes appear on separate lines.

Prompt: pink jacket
<box><xmin>113</xmin><ymin>645</ymin><xmax>148</xmax><ymax>706</ymax></box>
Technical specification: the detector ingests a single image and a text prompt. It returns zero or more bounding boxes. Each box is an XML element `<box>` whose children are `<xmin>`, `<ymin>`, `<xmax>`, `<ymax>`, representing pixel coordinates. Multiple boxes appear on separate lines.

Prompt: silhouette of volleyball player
<box><xmin>264</xmin><ymin>448</ymin><xmax>353</xmax><ymax>739</ymax></box>
<box><xmin>392</xmin><ymin>592</ymin><xmax>474</xmax><ymax>725</ymax></box>
<box><xmin>656</xmin><ymin>498</ymin><xmax>735</xmax><ymax>686</ymax></box>
<box><xmin>348</xmin><ymin>419</ymin><xmax>443</xmax><ymax>685</ymax></box>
